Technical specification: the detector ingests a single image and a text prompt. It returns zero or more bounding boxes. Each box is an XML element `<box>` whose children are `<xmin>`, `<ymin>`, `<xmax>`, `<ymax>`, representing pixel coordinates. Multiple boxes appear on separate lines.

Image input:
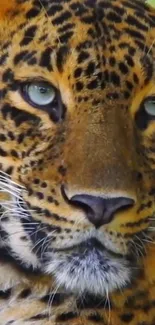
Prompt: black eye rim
<box><xmin>19</xmin><ymin>80</ymin><xmax>65</xmax><ymax>123</ymax></box>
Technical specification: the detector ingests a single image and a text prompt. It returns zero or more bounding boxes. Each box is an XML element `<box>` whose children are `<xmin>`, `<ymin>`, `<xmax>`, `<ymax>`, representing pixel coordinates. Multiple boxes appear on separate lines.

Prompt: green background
<box><xmin>147</xmin><ymin>0</ymin><xmax>155</xmax><ymax>6</ymax></box>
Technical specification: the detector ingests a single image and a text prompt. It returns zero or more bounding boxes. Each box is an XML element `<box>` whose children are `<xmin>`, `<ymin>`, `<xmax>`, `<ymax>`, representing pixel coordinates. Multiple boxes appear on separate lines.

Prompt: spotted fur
<box><xmin>0</xmin><ymin>0</ymin><xmax>155</xmax><ymax>324</ymax></box>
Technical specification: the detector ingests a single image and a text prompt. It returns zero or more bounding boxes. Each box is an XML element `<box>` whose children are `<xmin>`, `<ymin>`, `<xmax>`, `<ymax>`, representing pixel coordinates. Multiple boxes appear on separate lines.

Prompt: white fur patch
<box><xmin>45</xmin><ymin>248</ymin><xmax>131</xmax><ymax>296</ymax></box>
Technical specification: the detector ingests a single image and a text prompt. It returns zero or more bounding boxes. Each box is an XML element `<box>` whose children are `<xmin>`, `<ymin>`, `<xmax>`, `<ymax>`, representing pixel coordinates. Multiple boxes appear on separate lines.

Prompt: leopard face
<box><xmin>0</xmin><ymin>0</ymin><xmax>155</xmax><ymax>298</ymax></box>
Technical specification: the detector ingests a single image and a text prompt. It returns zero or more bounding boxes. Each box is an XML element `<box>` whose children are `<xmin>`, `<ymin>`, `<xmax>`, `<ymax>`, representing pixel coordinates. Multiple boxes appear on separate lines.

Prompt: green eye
<box><xmin>25</xmin><ymin>81</ymin><xmax>56</xmax><ymax>106</ymax></box>
<box><xmin>144</xmin><ymin>97</ymin><xmax>155</xmax><ymax>116</ymax></box>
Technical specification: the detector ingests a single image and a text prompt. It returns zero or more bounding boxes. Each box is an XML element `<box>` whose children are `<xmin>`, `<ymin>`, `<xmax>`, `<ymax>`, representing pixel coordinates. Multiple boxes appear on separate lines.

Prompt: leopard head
<box><xmin>0</xmin><ymin>0</ymin><xmax>155</xmax><ymax>297</ymax></box>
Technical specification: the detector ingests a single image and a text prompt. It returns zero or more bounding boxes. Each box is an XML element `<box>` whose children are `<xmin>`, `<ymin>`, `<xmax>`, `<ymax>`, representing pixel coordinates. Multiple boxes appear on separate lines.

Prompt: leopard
<box><xmin>0</xmin><ymin>0</ymin><xmax>155</xmax><ymax>324</ymax></box>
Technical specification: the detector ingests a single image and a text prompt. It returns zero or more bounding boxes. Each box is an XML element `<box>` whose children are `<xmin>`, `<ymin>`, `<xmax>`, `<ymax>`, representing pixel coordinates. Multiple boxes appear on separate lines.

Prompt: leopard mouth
<box><xmin>0</xmin><ymin>179</ymin><xmax>144</xmax><ymax>296</ymax></box>
<box><xmin>44</xmin><ymin>237</ymin><xmax>137</xmax><ymax>296</ymax></box>
<box><xmin>53</xmin><ymin>237</ymin><xmax>127</xmax><ymax>259</ymax></box>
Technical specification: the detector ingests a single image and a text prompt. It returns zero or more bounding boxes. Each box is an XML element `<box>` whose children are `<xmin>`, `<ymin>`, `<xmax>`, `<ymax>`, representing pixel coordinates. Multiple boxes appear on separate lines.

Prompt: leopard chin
<box><xmin>44</xmin><ymin>238</ymin><xmax>135</xmax><ymax>296</ymax></box>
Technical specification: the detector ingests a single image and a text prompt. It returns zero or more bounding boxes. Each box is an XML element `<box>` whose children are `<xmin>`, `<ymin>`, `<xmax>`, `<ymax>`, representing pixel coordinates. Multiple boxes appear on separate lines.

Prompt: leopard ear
<box><xmin>0</xmin><ymin>0</ymin><xmax>16</xmax><ymax>18</ymax></box>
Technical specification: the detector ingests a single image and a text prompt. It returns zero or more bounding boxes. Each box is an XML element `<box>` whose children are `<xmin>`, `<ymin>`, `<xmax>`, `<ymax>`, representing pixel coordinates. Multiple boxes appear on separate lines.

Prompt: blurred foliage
<box><xmin>147</xmin><ymin>0</ymin><xmax>155</xmax><ymax>7</ymax></box>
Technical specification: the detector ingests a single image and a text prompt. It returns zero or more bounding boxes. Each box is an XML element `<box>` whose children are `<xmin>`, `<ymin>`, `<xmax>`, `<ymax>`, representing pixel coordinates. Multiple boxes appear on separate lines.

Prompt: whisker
<box><xmin>105</xmin><ymin>287</ymin><xmax>111</xmax><ymax>324</ymax></box>
<box><xmin>40</xmin><ymin>232</ymin><xmax>57</xmax><ymax>260</ymax></box>
<box><xmin>48</xmin><ymin>282</ymin><xmax>62</xmax><ymax>318</ymax></box>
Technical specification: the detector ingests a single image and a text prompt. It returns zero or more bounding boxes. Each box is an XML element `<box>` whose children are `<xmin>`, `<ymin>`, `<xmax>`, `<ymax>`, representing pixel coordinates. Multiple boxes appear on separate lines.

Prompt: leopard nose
<box><xmin>70</xmin><ymin>195</ymin><xmax>135</xmax><ymax>228</ymax></box>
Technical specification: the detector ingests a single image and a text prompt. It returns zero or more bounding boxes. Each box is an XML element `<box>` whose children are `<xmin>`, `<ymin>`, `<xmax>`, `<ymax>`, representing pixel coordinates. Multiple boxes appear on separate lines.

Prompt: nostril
<box><xmin>71</xmin><ymin>195</ymin><xmax>104</xmax><ymax>214</ymax></box>
<box><xmin>61</xmin><ymin>185</ymin><xmax>95</xmax><ymax>216</ymax></box>
<box><xmin>70</xmin><ymin>196</ymin><xmax>95</xmax><ymax>216</ymax></box>
<box><xmin>111</xmin><ymin>197</ymin><xmax>135</xmax><ymax>213</ymax></box>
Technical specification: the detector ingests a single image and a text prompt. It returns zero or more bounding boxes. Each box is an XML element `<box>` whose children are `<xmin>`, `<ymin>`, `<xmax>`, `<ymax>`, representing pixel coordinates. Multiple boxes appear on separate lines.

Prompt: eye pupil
<box><xmin>39</xmin><ymin>86</ymin><xmax>51</xmax><ymax>94</ymax></box>
<box><xmin>39</xmin><ymin>87</ymin><xmax>46</xmax><ymax>93</ymax></box>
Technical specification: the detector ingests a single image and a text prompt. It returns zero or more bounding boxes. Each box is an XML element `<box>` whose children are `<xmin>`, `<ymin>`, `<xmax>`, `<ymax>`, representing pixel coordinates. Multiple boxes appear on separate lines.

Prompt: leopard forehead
<box><xmin>0</xmin><ymin>0</ymin><xmax>154</xmax><ymax>85</ymax></box>
<box><xmin>0</xmin><ymin>0</ymin><xmax>155</xmax><ymax>140</ymax></box>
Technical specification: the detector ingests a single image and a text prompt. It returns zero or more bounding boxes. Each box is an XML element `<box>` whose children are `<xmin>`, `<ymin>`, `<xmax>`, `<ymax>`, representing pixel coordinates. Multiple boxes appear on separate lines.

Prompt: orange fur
<box><xmin>0</xmin><ymin>0</ymin><xmax>16</xmax><ymax>18</ymax></box>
